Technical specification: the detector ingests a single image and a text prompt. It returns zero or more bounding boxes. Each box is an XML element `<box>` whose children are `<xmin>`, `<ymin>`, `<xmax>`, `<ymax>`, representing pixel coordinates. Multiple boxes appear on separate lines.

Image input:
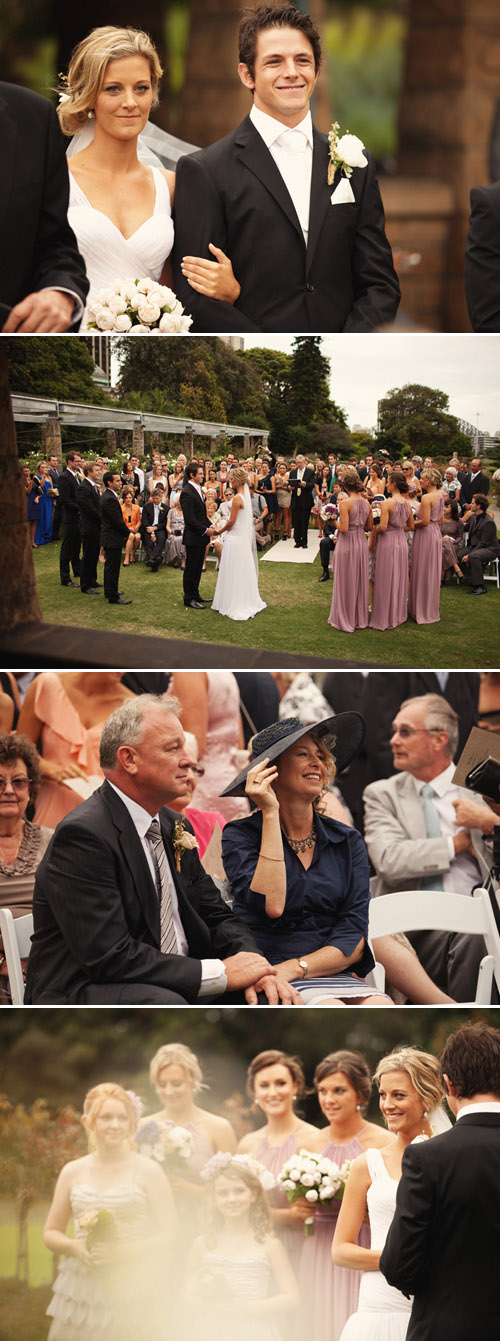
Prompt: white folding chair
<box><xmin>0</xmin><ymin>909</ymin><xmax>33</xmax><ymax>1004</ymax></box>
<box><xmin>368</xmin><ymin>887</ymin><xmax>500</xmax><ymax>1004</ymax></box>
<box><xmin>483</xmin><ymin>557</ymin><xmax>500</xmax><ymax>588</ymax></box>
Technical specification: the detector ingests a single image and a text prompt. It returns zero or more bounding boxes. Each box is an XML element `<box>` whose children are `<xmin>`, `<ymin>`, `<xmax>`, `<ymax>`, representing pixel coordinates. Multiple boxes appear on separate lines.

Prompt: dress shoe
<box><xmin>151</xmin><ymin>562</ymin><xmax>159</xmax><ymax>573</ymax></box>
<box><xmin>93</xmin><ymin>581</ymin><xmax>103</xmax><ymax>588</ymax></box>
<box><xmin>197</xmin><ymin>596</ymin><xmax>212</xmax><ymax>603</ymax></box>
<box><xmin>470</xmin><ymin>585</ymin><xmax>487</xmax><ymax>595</ymax></box>
<box><xmin>185</xmin><ymin>600</ymin><xmax>206</xmax><ymax>610</ymax></box>
<box><xmin>81</xmin><ymin>587</ymin><xmax>100</xmax><ymax>594</ymax></box>
<box><xmin>61</xmin><ymin>580</ymin><xmax>79</xmax><ymax>588</ymax></box>
<box><xmin>108</xmin><ymin>596</ymin><xmax>132</xmax><ymax>605</ymax></box>
<box><xmin>318</xmin><ymin>571</ymin><xmax>329</xmax><ymax>582</ymax></box>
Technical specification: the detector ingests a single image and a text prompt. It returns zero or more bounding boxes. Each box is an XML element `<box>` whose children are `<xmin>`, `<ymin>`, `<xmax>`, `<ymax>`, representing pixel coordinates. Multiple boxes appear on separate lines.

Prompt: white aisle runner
<box><xmin>261</xmin><ymin>535</ymin><xmax>320</xmax><ymax>564</ymax></box>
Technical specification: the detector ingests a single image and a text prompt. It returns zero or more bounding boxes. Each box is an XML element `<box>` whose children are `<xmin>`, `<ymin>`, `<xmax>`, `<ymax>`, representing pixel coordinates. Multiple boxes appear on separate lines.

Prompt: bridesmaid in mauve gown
<box><xmin>328</xmin><ymin>473</ymin><xmax>373</xmax><ymax>633</ymax></box>
<box><xmin>370</xmin><ymin>470</ymin><xmax>414</xmax><ymax>631</ymax></box>
<box><xmin>237</xmin><ymin>1050</ymin><xmax>319</xmax><ymax>1276</ymax></box>
<box><xmin>408</xmin><ymin>468</ymin><xmax>445</xmax><ymax>624</ymax></box>
<box><xmin>298</xmin><ymin>1052</ymin><xmax>391</xmax><ymax>1341</ymax></box>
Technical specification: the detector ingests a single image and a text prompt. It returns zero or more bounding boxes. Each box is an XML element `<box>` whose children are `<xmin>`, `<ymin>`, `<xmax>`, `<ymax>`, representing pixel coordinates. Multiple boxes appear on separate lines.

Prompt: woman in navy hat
<box><xmin>221</xmin><ymin>715</ymin><xmax>391</xmax><ymax>1005</ymax></box>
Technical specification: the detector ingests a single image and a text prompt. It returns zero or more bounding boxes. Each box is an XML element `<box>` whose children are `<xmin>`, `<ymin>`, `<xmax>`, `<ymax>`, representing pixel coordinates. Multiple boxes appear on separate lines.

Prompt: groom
<box><xmin>172</xmin><ymin>3</ymin><xmax>400</xmax><ymax>333</ymax></box>
<box><xmin>180</xmin><ymin>460</ymin><xmax>215</xmax><ymax>609</ymax></box>
<box><xmin>380</xmin><ymin>1021</ymin><xmax>500</xmax><ymax>1338</ymax></box>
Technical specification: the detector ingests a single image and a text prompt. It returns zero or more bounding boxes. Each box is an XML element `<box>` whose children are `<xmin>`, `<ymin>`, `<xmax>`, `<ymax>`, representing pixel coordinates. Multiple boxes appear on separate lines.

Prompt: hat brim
<box><xmin>221</xmin><ymin>712</ymin><xmax>365</xmax><ymax>798</ymax></box>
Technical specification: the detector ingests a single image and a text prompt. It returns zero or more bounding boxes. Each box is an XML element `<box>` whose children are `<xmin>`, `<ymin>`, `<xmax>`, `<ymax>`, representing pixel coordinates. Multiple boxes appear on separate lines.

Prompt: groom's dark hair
<box><xmin>440</xmin><ymin>1023</ymin><xmax>500</xmax><ymax>1098</ymax></box>
<box><xmin>239</xmin><ymin>4</ymin><xmax>322</xmax><ymax>79</ymax></box>
<box><xmin>185</xmin><ymin>459</ymin><xmax>202</xmax><ymax>480</ymax></box>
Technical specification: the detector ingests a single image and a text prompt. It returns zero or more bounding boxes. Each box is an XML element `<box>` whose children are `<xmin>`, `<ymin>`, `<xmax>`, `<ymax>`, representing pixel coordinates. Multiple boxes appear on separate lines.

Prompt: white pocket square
<box><xmin>330</xmin><ymin>178</ymin><xmax>355</xmax><ymax>205</ymax></box>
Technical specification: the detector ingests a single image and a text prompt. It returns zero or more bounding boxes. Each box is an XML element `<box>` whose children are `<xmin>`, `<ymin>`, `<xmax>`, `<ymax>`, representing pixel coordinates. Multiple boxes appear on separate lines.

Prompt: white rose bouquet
<box><xmin>134</xmin><ymin>1119</ymin><xmax>193</xmax><ymax>1168</ymax></box>
<box><xmin>279</xmin><ymin>1149</ymin><xmax>352</xmax><ymax>1236</ymax></box>
<box><xmin>86</xmin><ymin>278</ymin><xmax>192</xmax><ymax>333</ymax></box>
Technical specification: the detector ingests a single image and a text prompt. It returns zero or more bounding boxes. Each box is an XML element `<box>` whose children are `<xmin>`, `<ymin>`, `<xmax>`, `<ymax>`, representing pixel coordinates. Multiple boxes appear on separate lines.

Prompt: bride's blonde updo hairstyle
<box><xmin>57</xmin><ymin>26</ymin><xmax>163</xmax><ymax>136</ymax></box>
<box><xmin>149</xmin><ymin>1042</ymin><xmax>205</xmax><ymax>1095</ymax></box>
<box><xmin>82</xmin><ymin>1082</ymin><xmax>138</xmax><ymax>1150</ymax></box>
<box><xmin>374</xmin><ymin>1047</ymin><xmax>445</xmax><ymax>1117</ymax></box>
<box><xmin>229</xmin><ymin>467</ymin><xmax>248</xmax><ymax>488</ymax></box>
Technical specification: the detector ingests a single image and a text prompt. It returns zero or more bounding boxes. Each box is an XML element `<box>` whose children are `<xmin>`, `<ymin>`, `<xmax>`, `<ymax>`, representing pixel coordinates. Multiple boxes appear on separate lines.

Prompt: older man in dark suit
<box><xmin>456</xmin><ymin>494</ymin><xmax>500</xmax><ymax>595</ymax></box>
<box><xmin>380</xmin><ymin>1021</ymin><xmax>500</xmax><ymax>1339</ymax></box>
<box><xmin>172</xmin><ymin>4</ymin><xmax>399</xmax><ymax>333</ymax></box>
<box><xmin>0</xmin><ymin>81</ymin><xmax>88</xmax><ymax>331</ymax></box>
<box><xmin>25</xmin><ymin>695</ymin><xmax>299</xmax><ymax>1005</ymax></box>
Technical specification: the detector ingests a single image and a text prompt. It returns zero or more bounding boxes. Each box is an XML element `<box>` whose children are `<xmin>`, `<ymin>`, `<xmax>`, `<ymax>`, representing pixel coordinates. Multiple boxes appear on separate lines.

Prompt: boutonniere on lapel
<box><xmin>328</xmin><ymin>123</ymin><xmax>367</xmax><ymax>204</ymax></box>
<box><xmin>172</xmin><ymin>820</ymin><xmax>199</xmax><ymax>872</ymax></box>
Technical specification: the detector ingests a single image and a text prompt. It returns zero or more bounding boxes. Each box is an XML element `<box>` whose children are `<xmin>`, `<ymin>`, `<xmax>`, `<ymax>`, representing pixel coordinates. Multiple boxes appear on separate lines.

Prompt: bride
<box><xmin>332</xmin><ymin>1047</ymin><xmax>449</xmax><ymax>1341</ymax></box>
<box><xmin>58</xmin><ymin>26</ymin><xmax>240</xmax><ymax>329</ymax></box>
<box><xmin>211</xmin><ymin>468</ymin><xmax>267</xmax><ymax>621</ymax></box>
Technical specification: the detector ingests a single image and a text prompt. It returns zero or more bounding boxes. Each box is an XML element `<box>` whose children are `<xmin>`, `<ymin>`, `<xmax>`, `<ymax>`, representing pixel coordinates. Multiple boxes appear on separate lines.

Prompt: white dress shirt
<box><xmin>457</xmin><ymin>1101</ymin><xmax>500</xmax><ymax>1119</ymax></box>
<box><xmin>412</xmin><ymin>763</ymin><xmax>482</xmax><ymax>895</ymax></box>
<box><xmin>249</xmin><ymin>105</ymin><xmax>313</xmax><ymax>242</ymax></box>
<box><xmin>108</xmin><ymin>782</ymin><xmax>227</xmax><ymax>997</ymax></box>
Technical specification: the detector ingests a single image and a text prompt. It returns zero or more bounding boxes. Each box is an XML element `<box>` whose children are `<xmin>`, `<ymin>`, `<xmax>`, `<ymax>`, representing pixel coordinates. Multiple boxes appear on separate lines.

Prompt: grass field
<box><xmin>0</xmin><ymin>1204</ymin><xmax>52</xmax><ymax>1286</ymax></box>
<box><xmin>31</xmin><ymin>541</ymin><xmax>500</xmax><ymax>668</ymax></box>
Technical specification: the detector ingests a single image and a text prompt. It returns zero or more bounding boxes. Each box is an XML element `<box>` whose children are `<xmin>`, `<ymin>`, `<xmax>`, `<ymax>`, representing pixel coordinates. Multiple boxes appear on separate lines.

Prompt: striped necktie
<box><xmin>146</xmin><ymin>820</ymin><xmax>178</xmax><ymax>954</ymax></box>
<box><xmin>420</xmin><ymin>784</ymin><xmax>444</xmax><ymax>891</ymax></box>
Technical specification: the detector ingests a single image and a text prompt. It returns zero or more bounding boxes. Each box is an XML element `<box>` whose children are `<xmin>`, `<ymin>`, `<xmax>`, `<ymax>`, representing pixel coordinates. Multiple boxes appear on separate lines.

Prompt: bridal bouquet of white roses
<box><xmin>86</xmin><ymin>278</ymin><xmax>192</xmax><ymax>333</ymax></box>
<box><xmin>279</xmin><ymin>1150</ymin><xmax>352</xmax><ymax>1236</ymax></box>
<box><xmin>134</xmin><ymin>1119</ymin><xmax>193</xmax><ymax>1168</ymax></box>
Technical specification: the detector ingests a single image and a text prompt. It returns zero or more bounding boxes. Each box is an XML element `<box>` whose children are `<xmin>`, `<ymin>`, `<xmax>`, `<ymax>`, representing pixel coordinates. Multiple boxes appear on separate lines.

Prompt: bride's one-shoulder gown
<box><xmin>339</xmin><ymin>1148</ymin><xmax>411</xmax><ymax>1341</ymax></box>
<box><xmin>212</xmin><ymin>490</ymin><xmax>266</xmax><ymax>621</ymax></box>
<box><xmin>47</xmin><ymin>1180</ymin><xmax>169</xmax><ymax>1341</ymax></box>
<box><xmin>68</xmin><ymin>166</ymin><xmax>174</xmax><ymax>329</ymax></box>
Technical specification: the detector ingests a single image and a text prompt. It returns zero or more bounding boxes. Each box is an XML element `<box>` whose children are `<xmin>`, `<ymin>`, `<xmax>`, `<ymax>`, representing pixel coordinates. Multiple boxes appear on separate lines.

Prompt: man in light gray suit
<box><xmin>363</xmin><ymin>693</ymin><xmax>497</xmax><ymax>999</ymax></box>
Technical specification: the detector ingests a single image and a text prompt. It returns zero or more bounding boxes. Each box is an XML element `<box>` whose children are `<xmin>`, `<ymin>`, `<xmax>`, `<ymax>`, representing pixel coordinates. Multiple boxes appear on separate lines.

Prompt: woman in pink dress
<box><xmin>237</xmin><ymin>1049</ymin><xmax>320</xmax><ymax>1276</ymax></box>
<box><xmin>299</xmin><ymin>1052</ymin><xmax>392</xmax><ymax>1341</ymax></box>
<box><xmin>370</xmin><ymin>470</ymin><xmax>414</xmax><ymax>631</ymax></box>
<box><xmin>408</xmin><ymin>467</ymin><xmax>445</xmax><ymax>624</ymax></box>
<box><xmin>171</xmin><ymin>671</ymin><xmax>250</xmax><ymax>822</ymax></box>
<box><xmin>16</xmin><ymin>672</ymin><xmax>133</xmax><ymax>826</ymax></box>
<box><xmin>328</xmin><ymin>473</ymin><xmax>372</xmax><ymax>633</ymax></box>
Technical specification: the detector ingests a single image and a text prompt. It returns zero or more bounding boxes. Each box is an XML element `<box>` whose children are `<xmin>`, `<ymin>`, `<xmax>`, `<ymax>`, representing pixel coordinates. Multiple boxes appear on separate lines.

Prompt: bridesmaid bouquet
<box><xmin>77</xmin><ymin>1208</ymin><xmax>118</xmax><ymax>1253</ymax></box>
<box><xmin>279</xmin><ymin>1150</ymin><xmax>352</xmax><ymax>1236</ymax></box>
<box><xmin>134</xmin><ymin>1119</ymin><xmax>193</xmax><ymax>1168</ymax></box>
<box><xmin>320</xmin><ymin>502</ymin><xmax>339</xmax><ymax>523</ymax></box>
<box><xmin>86</xmin><ymin>278</ymin><xmax>193</xmax><ymax>333</ymax></box>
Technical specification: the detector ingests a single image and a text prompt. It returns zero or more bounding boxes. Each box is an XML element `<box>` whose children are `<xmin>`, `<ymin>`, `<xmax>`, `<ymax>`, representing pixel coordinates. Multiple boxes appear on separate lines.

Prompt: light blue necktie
<box><xmin>419</xmin><ymin>784</ymin><xmax>444</xmax><ymax>890</ymax></box>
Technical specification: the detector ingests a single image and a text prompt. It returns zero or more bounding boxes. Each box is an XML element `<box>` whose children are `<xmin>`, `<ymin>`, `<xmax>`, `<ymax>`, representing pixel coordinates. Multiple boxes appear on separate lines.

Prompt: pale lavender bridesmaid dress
<box><xmin>254</xmin><ymin>1129</ymin><xmax>305</xmax><ymax>1274</ymax></box>
<box><xmin>408</xmin><ymin>495</ymin><xmax>445</xmax><ymax>624</ymax></box>
<box><xmin>328</xmin><ymin>498</ymin><xmax>371</xmax><ymax>633</ymax></box>
<box><xmin>298</xmin><ymin>1131</ymin><xmax>371</xmax><ymax>1341</ymax></box>
<box><xmin>370</xmin><ymin>500</ymin><xmax>412</xmax><ymax>630</ymax></box>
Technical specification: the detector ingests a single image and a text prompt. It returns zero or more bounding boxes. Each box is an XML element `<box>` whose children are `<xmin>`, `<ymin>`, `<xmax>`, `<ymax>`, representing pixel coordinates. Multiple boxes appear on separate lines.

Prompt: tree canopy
<box><xmin>117</xmin><ymin>338</ymin><xmax>268</xmax><ymax>427</ymax></box>
<box><xmin>376</xmin><ymin>383</ymin><xmax>472</xmax><ymax>458</ymax></box>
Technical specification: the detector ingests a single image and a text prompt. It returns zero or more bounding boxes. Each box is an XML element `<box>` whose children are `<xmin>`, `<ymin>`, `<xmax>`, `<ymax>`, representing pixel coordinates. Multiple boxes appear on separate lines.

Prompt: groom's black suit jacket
<box><xmin>172</xmin><ymin>115</ymin><xmax>400</xmax><ymax>333</ymax></box>
<box><xmin>180</xmin><ymin>482</ymin><xmax>211</xmax><ymax>546</ymax></box>
<box><xmin>465</xmin><ymin>181</ymin><xmax>500</xmax><ymax>331</ymax></box>
<box><xmin>380</xmin><ymin>1112</ymin><xmax>500</xmax><ymax>1339</ymax></box>
<box><xmin>0</xmin><ymin>82</ymin><xmax>88</xmax><ymax>316</ymax></box>
<box><xmin>25</xmin><ymin>780</ymin><xmax>258</xmax><ymax>1003</ymax></box>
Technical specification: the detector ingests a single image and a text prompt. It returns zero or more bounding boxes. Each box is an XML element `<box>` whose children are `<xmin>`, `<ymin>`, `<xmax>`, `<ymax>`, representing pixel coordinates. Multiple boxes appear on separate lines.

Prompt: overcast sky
<box><xmin>243</xmin><ymin>334</ymin><xmax>500</xmax><ymax>436</ymax></box>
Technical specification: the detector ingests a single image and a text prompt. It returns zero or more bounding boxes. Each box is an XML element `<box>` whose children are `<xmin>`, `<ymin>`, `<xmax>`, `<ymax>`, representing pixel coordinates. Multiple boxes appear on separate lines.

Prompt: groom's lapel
<box><xmin>306</xmin><ymin>128</ymin><xmax>335</xmax><ymax>267</ymax></box>
<box><xmin>234</xmin><ymin>116</ymin><xmax>304</xmax><ymax>243</ymax></box>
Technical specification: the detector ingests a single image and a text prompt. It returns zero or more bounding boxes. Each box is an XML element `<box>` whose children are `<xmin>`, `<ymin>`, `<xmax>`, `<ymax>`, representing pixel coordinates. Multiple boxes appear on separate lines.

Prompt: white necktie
<box><xmin>146</xmin><ymin>820</ymin><xmax>178</xmax><ymax>954</ymax></box>
<box><xmin>275</xmin><ymin>128</ymin><xmax>310</xmax><ymax>240</ymax></box>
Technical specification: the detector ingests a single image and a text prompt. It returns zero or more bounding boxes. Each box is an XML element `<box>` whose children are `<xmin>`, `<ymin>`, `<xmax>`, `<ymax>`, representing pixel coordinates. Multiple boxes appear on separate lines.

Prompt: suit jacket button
<box><xmin>306</xmin><ymin>282</ymin><xmax>315</xmax><ymax>293</ymax></box>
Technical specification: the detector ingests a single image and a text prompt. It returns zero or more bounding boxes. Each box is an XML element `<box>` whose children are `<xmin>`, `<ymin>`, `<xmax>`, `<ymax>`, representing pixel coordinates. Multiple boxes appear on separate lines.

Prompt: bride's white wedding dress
<box><xmin>68</xmin><ymin>166</ymin><xmax>174</xmax><ymax>329</ymax></box>
<box><xmin>212</xmin><ymin>486</ymin><xmax>266</xmax><ymax>621</ymax></box>
<box><xmin>339</xmin><ymin>1148</ymin><xmax>411</xmax><ymax>1341</ymax></box>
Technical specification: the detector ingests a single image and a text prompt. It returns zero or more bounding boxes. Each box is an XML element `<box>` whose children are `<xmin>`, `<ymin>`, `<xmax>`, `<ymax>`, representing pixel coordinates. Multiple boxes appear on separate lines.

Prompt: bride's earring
<box><xmin>423</xmin><ymin>1110</ymin><xmax>429</xmax><ymax>1119</ymax></box>
<box><xmin>356</xmin><ymin>1104</ymin><xmax>361</xmax><ymax>1111</ymax></box>
<box><xmin>88</xmin><ymin>109</ymin><xmax>94</xmax><ymax>119</ymax></box>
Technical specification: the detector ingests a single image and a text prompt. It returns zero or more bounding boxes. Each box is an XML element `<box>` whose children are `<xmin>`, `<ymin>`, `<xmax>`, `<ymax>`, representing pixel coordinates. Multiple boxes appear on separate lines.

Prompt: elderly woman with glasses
<box><xmin>221</xmin><ymin>715</ymin><xmax>392</xmax><ymax>1005</ymax></box>
<box><xmin>0</xmin><ymin>734</ymin><xmax>53</xmax><ymax>999</ymax></box>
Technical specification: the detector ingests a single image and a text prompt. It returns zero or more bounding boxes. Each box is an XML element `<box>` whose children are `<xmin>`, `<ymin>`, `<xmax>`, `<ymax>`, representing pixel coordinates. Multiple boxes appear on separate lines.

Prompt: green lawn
<box><xmin>0</xmin><ymin>1204</ymin><xmax>53</xmax><ymax>1286</ymax></box>
<box><xmin>31</xmin><ymin>541</ymin><xmax>500</xmax><ymax>668</ymax></box>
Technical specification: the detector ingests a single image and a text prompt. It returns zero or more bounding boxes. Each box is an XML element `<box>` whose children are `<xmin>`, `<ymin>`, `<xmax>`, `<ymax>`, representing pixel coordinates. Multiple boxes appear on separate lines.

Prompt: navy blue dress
<box><xmin>222</xmin><ymin>810</ymin><xmax>374</xmax><ymax>978</ymax></box>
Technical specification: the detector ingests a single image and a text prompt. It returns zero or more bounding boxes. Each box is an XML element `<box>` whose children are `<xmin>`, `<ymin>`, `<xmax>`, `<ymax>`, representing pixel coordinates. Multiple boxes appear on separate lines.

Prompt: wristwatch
<box><xmin>297</xmin><ymin>958</ymin><xmax>309</xmax><ymax>979</ymax></box>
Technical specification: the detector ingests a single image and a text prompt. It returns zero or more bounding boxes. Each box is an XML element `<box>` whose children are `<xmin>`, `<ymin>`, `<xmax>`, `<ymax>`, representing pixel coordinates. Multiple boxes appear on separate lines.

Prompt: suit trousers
<box><xmin>52</xmin><ymin>495</ymin><xmax>62</xmax><ymax>540</ymax></box>
<box><xmin>408</xmin><ymin>928</ymin><xmax>494</xmax><ymax>1001</ymax></box>
<box><xmin>183</xmin><ymin>540</ymin><xmax>206</xmax><ymax>604</ymax></box>
<box><xmin>59</xmin><ymin>521</ymin><xmax>80</xmax><ymax>583</ymax></box>
<box><xmin>456</xmin><ymin>543</ymin><xmax>498</xmax><ymax>587</ymax></box>
<box><xmin>293</xmin><ymin>502</ymin><xmax>313</xmax><ymax>547</ymax></box>
<box><xmin>80</xmin><ymin>531</ymin><xmax>100</xmax><ymax>591</ymax></box>
<box><xmin>143</xmin><ymin>532</ymin><xmax>166</xmax><ymax>567</ymax></box>
<box><xmin>320</xmin><ymin>536</ymin><xmax>334</xmax><ymax>570</ymax></box>
<box><xmin>104</xmin><ymin>545</ymin><xmax>122</xmax><ymax>602</ymax></box>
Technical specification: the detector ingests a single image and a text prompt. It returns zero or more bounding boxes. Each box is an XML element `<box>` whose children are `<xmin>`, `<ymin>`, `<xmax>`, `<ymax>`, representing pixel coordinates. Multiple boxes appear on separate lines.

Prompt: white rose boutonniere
<box><xmin>327</xmin><ymin>122</ymin><xmax>367</xmax><ymax>186</ymax></box>
<box><xmin>172</xmin><ymin>820</ymin><xmax>199</xmax><ymax>872</ymax></box>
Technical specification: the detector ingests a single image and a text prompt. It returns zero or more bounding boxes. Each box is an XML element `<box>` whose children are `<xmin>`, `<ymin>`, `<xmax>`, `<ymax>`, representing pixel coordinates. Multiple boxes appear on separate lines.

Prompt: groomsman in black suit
<box><xmin>140</xmin><ymin>485</ymin><xmax>168</xmax><ymax>572</ymax></box>
<box><xmin>288</xmin><ymin>454</ymin><xmax>316</xmax><ymax>548</ymax></box>
<box><xmin>100</xmin><ymin>472</ymin><xmax>132</xmax><ymax>606</ymax></box>
<box><xmin>58</xmin><ymin>451</ymin><xmax>82</xmax><ymax>588</ymax></box>
<box><xmin>465</xmin><ymin>180</ymin><xmax>500</xmax><ymax>331</ymax></box>
<box><xmin>0</xmin><ymin>81</ymin><xmax>88</xmax><ymax>331</ymax></box>
<box><xmin>180</xmin><ymin>461</ymin><xmax>215</xmax><ymax>609</ymax></box>
<box><xmin>76</xmin><ymin>461</ymin><xmax>103</xmax><ymax>595</ymax></box>
<box><xmin>172</xmin><ymin>4</ymin><xmax>399</xmax><ymax>333</ymax></box>
<box><xmin>459</xmin><ymin>457</ymin><xmax>490</xmax><ymax>506</ymax></box>
<box><xmin>380</xmin><ymin>1021</ymin><xmax>500</xmax><ymax>1339</ymax></box>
